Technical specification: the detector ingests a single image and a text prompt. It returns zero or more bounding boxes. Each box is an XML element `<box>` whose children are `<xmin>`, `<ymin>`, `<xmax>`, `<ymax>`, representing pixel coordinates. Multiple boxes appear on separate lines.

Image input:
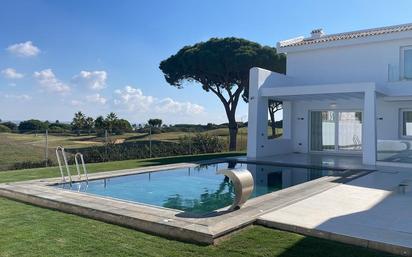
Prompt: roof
<box><xmin>278</xmin><ymin>23</ymin><xmax>412</xmax><ymax>48</ymax></box>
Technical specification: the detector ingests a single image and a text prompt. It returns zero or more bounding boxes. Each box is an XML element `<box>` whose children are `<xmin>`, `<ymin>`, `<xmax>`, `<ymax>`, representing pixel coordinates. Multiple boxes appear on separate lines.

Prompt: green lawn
<box><xmin>0</xmin><ymin>153</ymin><xmax>398</xmax><ymax>257</ymax></box>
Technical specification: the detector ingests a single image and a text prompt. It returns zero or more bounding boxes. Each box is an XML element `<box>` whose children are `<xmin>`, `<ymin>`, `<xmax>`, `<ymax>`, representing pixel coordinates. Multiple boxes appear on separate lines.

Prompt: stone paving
<box><xmin>258</xmin><ymin>165</ymin><xmax>412</xmax><ymax>256</ymax></box>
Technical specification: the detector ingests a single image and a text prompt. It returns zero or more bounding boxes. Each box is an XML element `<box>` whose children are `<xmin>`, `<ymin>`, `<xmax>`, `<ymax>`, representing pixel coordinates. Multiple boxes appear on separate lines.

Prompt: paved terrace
<box><xmin>256</xmin><ymin>163</ymin><xmax>412</xmax><ymax>256</ymax></box>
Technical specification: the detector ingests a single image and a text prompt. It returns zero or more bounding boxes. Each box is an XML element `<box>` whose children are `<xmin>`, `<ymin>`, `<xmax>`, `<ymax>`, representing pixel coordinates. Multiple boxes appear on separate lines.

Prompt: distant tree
<box><xmin>105</xmin><ymin>112</ymin><xmax>118</xmax><ymax>133</ymax></box>
<box><xmin>113</xmin><ymin>119</ymin><xmax>132</xmax><ymax>134</ymax></box>
<box><xmin>148</xmin><ymin>118</ymin><xmax>162</xmax><ymax>128</ymax></box>
<box><xmin>94</xmin><ymin>116</ymin><xmax>106</xmax><ymax>130</ymax></box>
<box><xmin>1</xmin><ymin>121</ymin><xmax>17</xmax><ymax>131</ymax></box>
<box><xmin>18</xmin><ymin>119</ymin><xmax>48</xmax><ymax>132</ymax></box>
<box><xmin>84</xmin><ymin>117</ymin><xmax>95</xmax><ymax>135</ymax></box>
<box><xmin>71</xmin><ymin>111</ymin><xmax>86</xmax><ymax>135</ymax></box>
<box><xmin>159</xmin><ymin>37</ymin><xmax>285</xmax><ymax>150</ymax></box>
<box><xmin>268</xmin><ymin>100</ymin><xmax>282</xmax><ymax>137</ymax></box>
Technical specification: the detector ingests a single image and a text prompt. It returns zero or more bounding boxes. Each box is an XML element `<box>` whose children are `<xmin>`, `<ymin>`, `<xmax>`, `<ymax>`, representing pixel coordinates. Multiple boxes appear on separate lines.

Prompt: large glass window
<box><xmin>402</xmin><ymin>47</ymin><xmax>412</xmax><ymax>80</ymax></box>
<box><xmin>310</xmin><ymin>111</ymin><xmax>362</xmax><ymax>152</ymax></box>
<box><xmin>310</xmin><ymin>111</ymin><xmax>335</xmax><ymax>151</ymax></box>
<box><xmin>401</xmin><ymin>110</ymin><xmax>412</xmax><ymax>137</ymax></box>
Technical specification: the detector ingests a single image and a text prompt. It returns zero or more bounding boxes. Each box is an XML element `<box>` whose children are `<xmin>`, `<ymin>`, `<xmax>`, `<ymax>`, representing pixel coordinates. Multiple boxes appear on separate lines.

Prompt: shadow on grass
<box><xmin>274</xmin><ymin>233</ymin><xmax>397</xmax><ymax>257</ymax></box>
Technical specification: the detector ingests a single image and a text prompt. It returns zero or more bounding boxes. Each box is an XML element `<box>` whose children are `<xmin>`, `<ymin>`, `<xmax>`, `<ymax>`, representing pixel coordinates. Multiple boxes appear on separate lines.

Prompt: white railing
<box><xmin>388</xmin><ymin>64</ymin><xmax>412</xmax><ymax>82</ymax></box>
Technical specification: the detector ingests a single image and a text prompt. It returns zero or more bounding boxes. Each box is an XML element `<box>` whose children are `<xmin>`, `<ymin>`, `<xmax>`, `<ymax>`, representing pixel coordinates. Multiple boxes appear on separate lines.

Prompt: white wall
<box><xmin>286</xmin><ymin>38</ymin><xmax>412</xmax><ymax>90</ymax></box>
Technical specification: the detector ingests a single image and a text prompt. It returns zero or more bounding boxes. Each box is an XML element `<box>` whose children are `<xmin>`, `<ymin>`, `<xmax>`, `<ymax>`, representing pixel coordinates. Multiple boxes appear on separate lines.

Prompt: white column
<box><xmin>362</xmin><ymin>89</ymin><xmax>377</xmax><ymax>165</ymax></box>
<box><xmin>282</xmin><ymin>101</ymin><xmax>292</xmax><ymax>139</ymax></box>
<box><xmin>247</xmin><ymin>68</ymin><xmax>270</xmax><ymax>158</ymax></box>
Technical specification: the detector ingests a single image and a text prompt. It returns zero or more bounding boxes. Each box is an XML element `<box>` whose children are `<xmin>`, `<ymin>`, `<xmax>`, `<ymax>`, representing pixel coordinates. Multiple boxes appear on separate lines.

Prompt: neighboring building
<box><xmin>248</xmin><ymin>23</ymin><xmax>412</xmax><ymax>165</ymax></box>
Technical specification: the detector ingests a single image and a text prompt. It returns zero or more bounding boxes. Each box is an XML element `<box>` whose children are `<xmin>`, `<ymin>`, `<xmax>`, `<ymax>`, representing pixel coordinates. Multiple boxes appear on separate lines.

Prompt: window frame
<box><xmin>400</xmin><ymin>46</ymin><xmax>412</xmax><ymax>80</ymax></box>
<box><xmin>400</xmin><ymin>109</ymin><xmax>412</xmax><ymax>138</ymax></box>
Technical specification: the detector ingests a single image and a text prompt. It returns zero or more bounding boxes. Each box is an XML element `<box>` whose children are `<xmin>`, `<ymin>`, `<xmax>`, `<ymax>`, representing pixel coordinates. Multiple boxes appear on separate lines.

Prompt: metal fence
<box><xmin>0</xmin><ymin>128</ymin><xmax>247</xmax><ymax>171</ymax></box>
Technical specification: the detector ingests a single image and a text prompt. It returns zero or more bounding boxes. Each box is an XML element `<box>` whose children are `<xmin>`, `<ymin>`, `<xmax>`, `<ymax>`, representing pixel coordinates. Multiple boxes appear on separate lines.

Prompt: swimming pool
<box><xmin>54</xmin><ymin>162</ymin><xmax>341</xmax><ymax>214</ymax></box>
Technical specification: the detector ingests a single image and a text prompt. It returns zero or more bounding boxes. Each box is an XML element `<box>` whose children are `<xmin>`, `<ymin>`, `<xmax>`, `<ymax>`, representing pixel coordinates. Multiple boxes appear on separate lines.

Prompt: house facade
<box><xmin>247</xmin><ymin>23</ymin><xmax>412</xmax><ymax>166</ymax></box>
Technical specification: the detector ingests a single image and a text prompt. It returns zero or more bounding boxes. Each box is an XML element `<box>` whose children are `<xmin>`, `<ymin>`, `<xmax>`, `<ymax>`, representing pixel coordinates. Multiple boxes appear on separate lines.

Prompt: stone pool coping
<box><xmin>0</xmin><ymin>161</ymin><xmax>370</xmax><ymax>245</ymax></box>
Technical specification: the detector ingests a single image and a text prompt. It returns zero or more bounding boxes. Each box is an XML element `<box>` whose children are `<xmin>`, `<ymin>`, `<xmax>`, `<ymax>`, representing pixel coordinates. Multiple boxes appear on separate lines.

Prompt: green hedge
<box><xmin>67</xmin><ymin>133</ymin><xmax>225</xmax><ymax>163</ymax></box>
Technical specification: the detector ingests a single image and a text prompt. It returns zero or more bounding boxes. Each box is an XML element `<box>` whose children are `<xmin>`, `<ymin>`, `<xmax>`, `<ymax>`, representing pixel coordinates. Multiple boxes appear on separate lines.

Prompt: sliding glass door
<box><xmin>310</xmin><ymin>111</ymin><xmax>362</xmax><ymax>152</ymax></box>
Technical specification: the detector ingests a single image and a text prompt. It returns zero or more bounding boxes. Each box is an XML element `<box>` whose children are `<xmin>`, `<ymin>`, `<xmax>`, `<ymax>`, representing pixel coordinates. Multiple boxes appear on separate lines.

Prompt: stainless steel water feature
<box><xmin>217</xmin><ymin>168</ymin><xmax>254</xmax><ymax>210</ymax></box>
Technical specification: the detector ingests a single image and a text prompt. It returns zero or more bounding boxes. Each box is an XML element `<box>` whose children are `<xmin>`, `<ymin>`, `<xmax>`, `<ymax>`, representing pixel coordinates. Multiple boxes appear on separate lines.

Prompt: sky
<box><xmin>1</xmin><ymin>0</ymin><xmax>412</xmax><ymax>125</ymax></box>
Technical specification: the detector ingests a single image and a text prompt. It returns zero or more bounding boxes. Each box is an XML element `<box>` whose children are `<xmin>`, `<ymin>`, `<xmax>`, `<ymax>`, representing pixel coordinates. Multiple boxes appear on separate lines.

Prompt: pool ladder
<box><xmin>56</xmin><ymin>146</ymin><xmax>88</xmax><ymax>184</ymax></box>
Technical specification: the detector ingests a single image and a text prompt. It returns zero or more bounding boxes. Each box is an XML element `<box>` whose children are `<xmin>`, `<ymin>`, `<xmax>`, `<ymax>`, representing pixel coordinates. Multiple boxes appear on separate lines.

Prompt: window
<box><xmin>401</xmin><ymin>109</ymin><xmax>412</xmax><ymax>137</ymax></box>
<box><xmin>267</xmin><ymin>99</ymin><xmax>283</xmax><ymax>139</ymax></box>
<box><xmin>310</xmin><ymin>111</ymin><xmax>362</xmax><ymax>152</ymax></box>
<box><xmin>401</xmin><ymin>46</ymin><xmax>412</xmax><ymax>80</ymax></box>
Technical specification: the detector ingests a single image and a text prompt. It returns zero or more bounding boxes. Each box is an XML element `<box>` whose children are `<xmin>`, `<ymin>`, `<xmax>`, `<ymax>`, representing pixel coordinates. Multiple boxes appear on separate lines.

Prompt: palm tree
<box><xmin>105</xmin><ymin>112</ymin><xmax>118</xmax><ymax>133</ymax></box>
<box><xmin>71</xmin><ymin>111</ymin><xmax>86</xmax><ymax>136</ymax></box>
<box><xmin>84</xmin><ymin>117</ymin><xmax>95</xmax><ymax>135</ymax></box>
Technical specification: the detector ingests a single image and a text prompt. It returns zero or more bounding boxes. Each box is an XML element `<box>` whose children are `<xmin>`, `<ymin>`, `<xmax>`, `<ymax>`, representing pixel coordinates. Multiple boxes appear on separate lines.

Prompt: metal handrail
<box><xmin>74</xmin><ymin>152</ymin><xmax>88</xmax><ymax>182</ymax></box>
<box><xmin>55</xmin><ymin>146</ymin><xmax>72</xmax><ymax>184</ymax></box>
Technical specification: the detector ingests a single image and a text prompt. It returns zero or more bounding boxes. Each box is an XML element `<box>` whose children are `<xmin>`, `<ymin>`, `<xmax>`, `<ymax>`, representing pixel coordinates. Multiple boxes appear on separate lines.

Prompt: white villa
<box><xmin>247</xmin><ymin>23</ymin><xmax>412</xmax><ymax>166</ymax></box>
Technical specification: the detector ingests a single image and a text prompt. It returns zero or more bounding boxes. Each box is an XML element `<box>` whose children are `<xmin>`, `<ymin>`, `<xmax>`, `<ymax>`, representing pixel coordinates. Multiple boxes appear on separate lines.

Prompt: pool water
<box><xmin>54</xmin><ymin>162</ymin><xmax>338</xmax><ymax>214</ymax></box>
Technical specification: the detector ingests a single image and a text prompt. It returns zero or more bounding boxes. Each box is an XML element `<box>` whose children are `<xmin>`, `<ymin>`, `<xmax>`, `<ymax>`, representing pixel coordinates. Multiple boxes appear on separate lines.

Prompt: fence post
<box><xmin>189</xmin><ymin>130</ymin><xmax>192</xmax><ymax>155</ymax></box>
<box><xmin>105</xmin><ymin>129</ymin><xmax>108</xmax><ymax>161</ymax></box>
<box><xmin>149</xmin><ymin>126</ymin><xmax>152</xmax><ymax>158</ymax></box>
<box><xmin>44</xmin><ymin>129</ymin><xmax>48</xmax><ymax>167</ymax></box>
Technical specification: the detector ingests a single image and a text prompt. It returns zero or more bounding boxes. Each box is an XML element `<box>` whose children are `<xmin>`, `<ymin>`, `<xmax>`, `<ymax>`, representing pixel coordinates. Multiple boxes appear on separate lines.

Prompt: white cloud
<box><xmin>86</xmin><ymin>93</ymin><xmax>107</xmax><ymax>105</ymax></box>
<box><xmin>114</xmin><ymin>86</ymin><xmax>155</xmax><ymax>111</ymax></box>
<box><xmin>1</xmin><ymin>68</ymin><xmax>24</xmax><ymax>79</ymax></box>
<box><xmin>7</xmin><ymin>41</ymin><xmax>40</xmax><ymax>57</ymax></box>
<box><xmin>34</xmin><ymin>69</ymin><xmax>70</xmax><ymax>93</ymax></box>
<box><xmin>3</xmin><ymin>93</ymin><xmax>31</xmax><ymax>101</ymax></box>
<box><xmin>72</xmin><ymin>70</ymin><xmax>107</xmax><ymax>90</ymax></box>
<box><xmin>155</xmin><ymin>98</ymin><xmax>204</xmax><ymax>114</ymax></box>
<box><xmin>113</xmin><ymin>85</ymin><xmax>204</xmax><ymax>116</ymax></box>
<box><xmin>70</xmin><ymin>100</ymin><xmax>83</xmax><ymax>107</ymax></box>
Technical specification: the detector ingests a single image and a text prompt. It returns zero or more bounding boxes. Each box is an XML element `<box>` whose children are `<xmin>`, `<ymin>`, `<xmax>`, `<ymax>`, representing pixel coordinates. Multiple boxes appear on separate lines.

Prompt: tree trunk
<box><xmin>227</xmin><ymin>113</ymin><xmax>238</xmax><ymax>151</ymax></box>
<box><xmin>269</xmin><ymin>111</ymin><xmax>276</xmax><ymax>137</ymax></box>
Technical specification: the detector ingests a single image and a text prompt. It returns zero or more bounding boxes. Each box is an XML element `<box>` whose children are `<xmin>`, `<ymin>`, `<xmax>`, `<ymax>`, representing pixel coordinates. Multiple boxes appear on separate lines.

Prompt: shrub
<box><xmin>48</xmin><ymin>125</ymin><xmax>70</xmax><ymax>133</ymax></box>
<box><xmin>10</xmin><ymin>159</ymin><xmax>54</xmax><ymax>170</ymax></box>
<box><xmin>18</xmin><ymin>119</ymin><xmax>48</xmax><ymax>132</ymax></box>
<box><xmin>0</xmin><ymin>124</ymin><xmax>11</xmax><ymax>133</ymax></box>
<box><xmin>1</xmin><ymin>121</ymin><xmax>17</xmax><ymax>131</ymax></box>
<box><xmin>66</xmin><ymin>134</ymin><xmax>224</xmax><ymax>164</ymax></box>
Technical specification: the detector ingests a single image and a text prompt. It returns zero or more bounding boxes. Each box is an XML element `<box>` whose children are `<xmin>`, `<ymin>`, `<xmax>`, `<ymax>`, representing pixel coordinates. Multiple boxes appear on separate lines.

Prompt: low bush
<box><xmin>0</xmin><ymin>124</ymin><xmax>11</xmax><ymax>133</ymax></box>
<box><xmin>9</xmin><ymin>159</ymin><xmax>54</xmax><ymax>170</ymax></box>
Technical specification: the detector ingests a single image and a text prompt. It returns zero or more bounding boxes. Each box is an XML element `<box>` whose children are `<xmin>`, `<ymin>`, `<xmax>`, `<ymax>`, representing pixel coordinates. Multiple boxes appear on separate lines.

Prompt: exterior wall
<box><xmin>247</xmin><ymin>68</ymin><xmax>293</xmax><ymax>158</ymax></box>
<box><xmin>286</xmin><ymin>38</ymin><xmax>412</xmax><ymax>91</ymax></box>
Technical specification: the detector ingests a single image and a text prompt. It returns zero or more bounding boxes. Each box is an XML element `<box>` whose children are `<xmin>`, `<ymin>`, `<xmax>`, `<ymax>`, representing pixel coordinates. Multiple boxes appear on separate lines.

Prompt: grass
<box><xmin>0</xmin><ymin>153</ymin><xmax>399</xmax><ymax>257</ymax></box>
<box><xmin>0</xmin><ymin>197</ymin><xmax>396</xmax><ymax>257</ymax></box>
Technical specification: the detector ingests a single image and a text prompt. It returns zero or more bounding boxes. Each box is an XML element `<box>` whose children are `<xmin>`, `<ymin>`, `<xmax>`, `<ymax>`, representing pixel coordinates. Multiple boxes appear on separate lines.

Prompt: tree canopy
<box><xmin>159</xmin><ymin>37</ymin><xmax>286</xmax><ymax>150</ymax></box>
